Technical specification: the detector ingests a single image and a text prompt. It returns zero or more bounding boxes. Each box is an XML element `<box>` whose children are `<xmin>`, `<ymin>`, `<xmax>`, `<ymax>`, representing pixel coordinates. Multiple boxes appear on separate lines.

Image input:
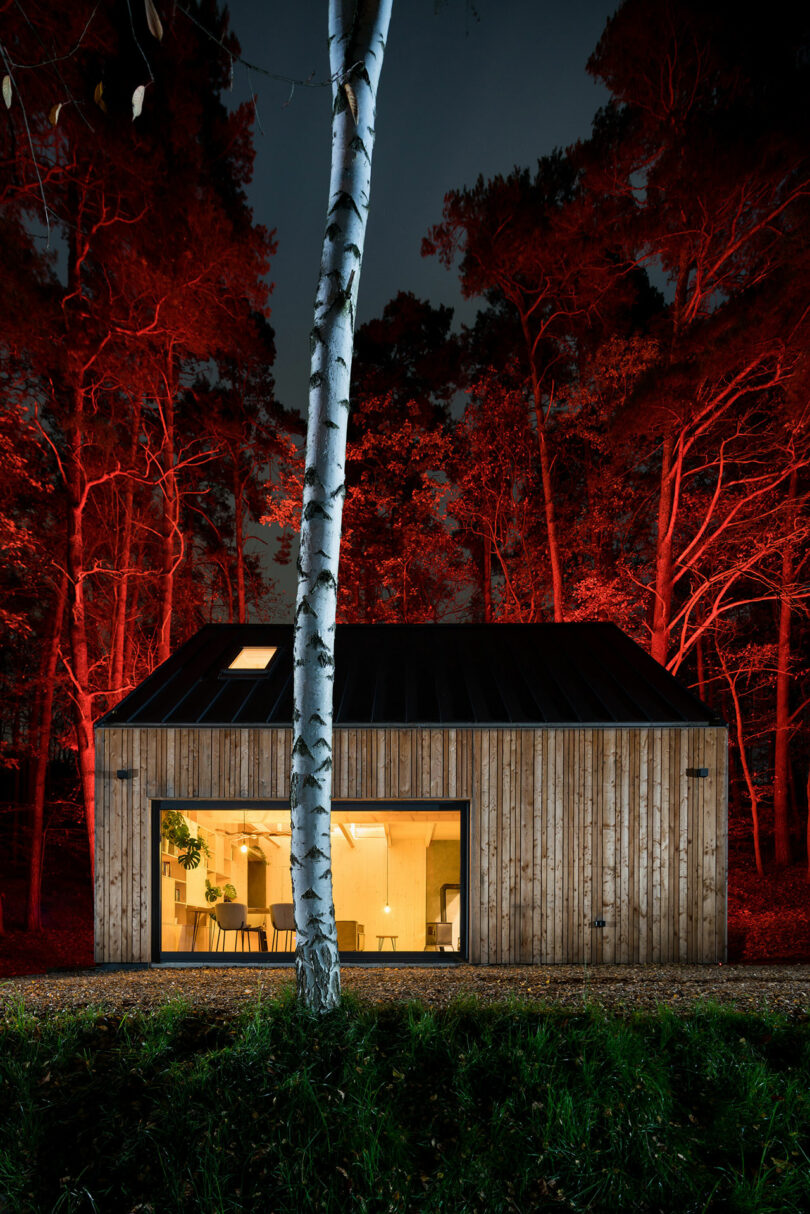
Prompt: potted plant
<box><xmin>205</xmin><ymin>879</ymin><xmax>237</xmax><ymax>904</ymax></box>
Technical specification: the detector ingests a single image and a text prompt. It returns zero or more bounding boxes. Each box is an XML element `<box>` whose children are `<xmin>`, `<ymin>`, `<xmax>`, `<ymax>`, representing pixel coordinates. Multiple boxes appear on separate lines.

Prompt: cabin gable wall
<box><xmin>94</xmin><ymin>726</ymin><xmax>727</xmax><ymax>966</ymax></box>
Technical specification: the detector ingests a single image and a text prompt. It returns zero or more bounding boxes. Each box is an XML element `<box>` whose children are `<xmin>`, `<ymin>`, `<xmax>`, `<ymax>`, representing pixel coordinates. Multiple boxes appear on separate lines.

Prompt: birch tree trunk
<box><xmin>291</xmin><ymin>0</ymin><xmax>393</xmax><ymax>1012</ymax></box>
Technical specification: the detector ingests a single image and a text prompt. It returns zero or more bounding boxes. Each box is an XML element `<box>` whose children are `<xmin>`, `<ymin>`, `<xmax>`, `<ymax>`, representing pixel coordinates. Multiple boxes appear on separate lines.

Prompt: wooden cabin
<box><xmin>95</xmin><ymin>623</ymin><xmax>727</xmax><ymax>966</ymax></box>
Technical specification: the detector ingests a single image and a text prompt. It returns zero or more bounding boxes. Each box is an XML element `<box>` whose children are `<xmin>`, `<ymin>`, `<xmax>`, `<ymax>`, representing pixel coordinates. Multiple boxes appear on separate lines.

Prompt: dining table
<box><xmin>186</xmin><ymin>906</ymin><xmax>279</xmax><ymax>952</ymax></box>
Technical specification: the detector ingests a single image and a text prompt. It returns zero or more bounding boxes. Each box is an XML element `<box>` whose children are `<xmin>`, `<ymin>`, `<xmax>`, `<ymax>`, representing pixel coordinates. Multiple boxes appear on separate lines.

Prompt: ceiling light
<box><xmin>382</xmin><ymin>840</ymin><xmax>391</xmax><ymax>914</ymax></box>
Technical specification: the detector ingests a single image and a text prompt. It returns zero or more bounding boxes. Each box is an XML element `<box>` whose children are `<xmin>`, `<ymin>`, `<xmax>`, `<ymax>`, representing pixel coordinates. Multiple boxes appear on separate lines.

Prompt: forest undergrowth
<box><xmin>1</xmin><ymin>993</ymin><xmax>809</xmax><ymax>1214</ymax></box>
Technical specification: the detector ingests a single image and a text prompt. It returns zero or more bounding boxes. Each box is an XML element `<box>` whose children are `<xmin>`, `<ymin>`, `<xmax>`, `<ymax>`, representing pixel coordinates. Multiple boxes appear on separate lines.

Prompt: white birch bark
<box><xmin>291</xmin><ymin>0</ymin><xmax>393</xmax><ymax>1012</ymax></box>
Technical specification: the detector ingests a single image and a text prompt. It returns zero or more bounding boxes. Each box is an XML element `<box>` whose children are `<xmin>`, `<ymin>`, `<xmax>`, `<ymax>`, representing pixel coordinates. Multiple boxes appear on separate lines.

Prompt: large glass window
<box><xmin>158</xmin><ymin>804</ymin><xmax>462</xmax><ymax>955</ymax></box>
<box><xmin>330</xmin><ymin>807</ymin><xmax>462</xmax><ymax>953</ymax></box>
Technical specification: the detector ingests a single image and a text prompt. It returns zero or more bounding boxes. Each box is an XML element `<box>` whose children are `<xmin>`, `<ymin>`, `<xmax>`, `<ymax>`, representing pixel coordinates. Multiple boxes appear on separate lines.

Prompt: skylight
<box><xmin>227</xmin><ymin>646</ymin><xmax>277</xmax><ymax>671</ymax></box>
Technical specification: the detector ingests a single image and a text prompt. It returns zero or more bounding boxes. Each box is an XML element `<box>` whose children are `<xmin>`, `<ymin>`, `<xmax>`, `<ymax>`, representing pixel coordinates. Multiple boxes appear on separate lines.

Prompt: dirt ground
<box><xmin>2</xmin><ymin>844</ymin><xmax>808</xmax><ymax>1017</ymax></box>
<box><xmin>2</xmin><ymin>962</ymin><xmax>810</xmax><ymax>1018</ymax></box>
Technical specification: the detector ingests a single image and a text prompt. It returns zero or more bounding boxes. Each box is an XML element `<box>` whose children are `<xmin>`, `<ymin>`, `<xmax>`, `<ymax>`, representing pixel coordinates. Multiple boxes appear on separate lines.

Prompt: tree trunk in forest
<box><xmin>650</xmin><ymin>256</ymin><xmax>691</xmax><ymax>666</ymax></box>
<box><xmin>729</xmin><ymin>740</ymin><xmax>744</xmax><ymax>824</ymax></box>
<box><xmin>66</xmin><ymin>408</ymin><xmax>97</xmax><ymax>876</ymax></box>
<box><xmin>291</xmin><ymin>0</ymin><xmax>393</xmax><ymax>1013</ymax></box>
<box><xmin>110</xmin><ymin>402</ymin><xmax>142</xmax><ymax>698</ymax></box>
<box><xmin>125</xmin><ymin>557</ymin><xmax>141</xmax><ymax>681</ymax></box>
<box><xmin>482</xmin><ymin>538</ymin><xmax>492</xmax><ymax>622</ymax></box>
<box><xmin>696</xmin><ymin>631</ymin><xmax>706</xmax><ymax>702</ymax></box>
<box><xmin>158</xmin><ymin>391</ymin><xmax>178</xmax><ymax>665</ymax></box>
<box><xmin>521</xmin><ymin>333</ymin><xmax>564</xmax><ymax>622</ymax></box>
<box><xmin>650</xmin><ymin>433</ymin><xmax>674</xmax><ymax>666</ymax></box>
<box><xmin>719</xmin><ymin>646</ymin><xmax>763</xmax><ymax>876</ymax></box>
<box><xmin>773</xmin><ymin>468</ymin><xmax>797</xmax><ymax>866</ymax></box>
<box><xmin>234</xmin><ymin>463</ymin><xmax>247</xmax><ymax>624</ymax></box>
<box><xmin>26</xmin><ymin>571</ymin><xmax>68</xmax><ymax>931</ymax></box>
<box><xmin>536</xmin><ymin>418</ymin><xmax>564</xmax><ymax>622</ymax></box>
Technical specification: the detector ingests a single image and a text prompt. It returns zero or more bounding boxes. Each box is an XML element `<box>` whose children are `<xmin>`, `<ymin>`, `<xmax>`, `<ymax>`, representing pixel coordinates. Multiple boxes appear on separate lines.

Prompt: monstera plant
<box><xmin>161</xmin><ymin>810</ymin><xmax>210</xmax><ymax>870</ymax></box>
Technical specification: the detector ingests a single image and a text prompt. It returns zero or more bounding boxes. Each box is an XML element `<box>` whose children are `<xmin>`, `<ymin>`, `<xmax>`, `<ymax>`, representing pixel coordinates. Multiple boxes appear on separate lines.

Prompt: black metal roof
<box><xmin>97</xmin><ymin>623</ymin><xmax>723</xmax><ymax>728</ymax></box>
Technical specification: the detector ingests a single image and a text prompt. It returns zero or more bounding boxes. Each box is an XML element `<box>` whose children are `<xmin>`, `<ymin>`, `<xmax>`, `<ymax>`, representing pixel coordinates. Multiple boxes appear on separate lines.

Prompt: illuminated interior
<box><xmin>159</xmin><ymin>806</ymin><xmax>462</xmax><ymax>954</ymax></box>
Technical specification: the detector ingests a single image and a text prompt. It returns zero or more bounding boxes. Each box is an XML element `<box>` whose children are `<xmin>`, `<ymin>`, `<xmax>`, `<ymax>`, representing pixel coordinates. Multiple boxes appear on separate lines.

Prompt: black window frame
<box><xmin>151</xmin><ymin>798</ymin><xmax>469</xmax><ymax>965</ymax></box>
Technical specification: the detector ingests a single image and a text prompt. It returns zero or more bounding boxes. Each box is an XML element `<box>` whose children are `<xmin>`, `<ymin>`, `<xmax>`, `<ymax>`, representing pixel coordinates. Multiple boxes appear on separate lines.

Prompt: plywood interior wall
<box><xmin>95</xmin><ymin>726</ymin><xmax>727</xmax><ymax>965</ymax></box>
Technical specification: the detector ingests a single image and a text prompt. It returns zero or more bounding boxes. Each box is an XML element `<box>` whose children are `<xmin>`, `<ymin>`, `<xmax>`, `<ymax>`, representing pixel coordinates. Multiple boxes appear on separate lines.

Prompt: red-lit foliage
<box><xmin>334</xmin><ymin>295</ymin><xmax>470</xmax><ymax>621</ymax></box>
<box><xmin>2</xmin><ymin>0</ymin><xmax>809</xmax><ymax>964</ymax></box>
<box><xmin>581</xmin><ymin>0</ymin><xmax>810</xmax><ymax>875</ymax></box>
<box><xmin>0</xmin><ymin>0</ymin><xmax>294</xmax><ymax>927</ymax></box>
<box><xmin>338</xmin><ymin>393</ymin><xmax>470</xmax><ymax>622</ymax></box>
<box><xmin>267</xmin><ymin>0</ymin><xmax>810</xmax><ymax>922</ymax></box>
<box><xmin>425</xmin><ymin>152</ymin><xmax>631</xmax><ymax>624</ymax></box>
<box><xmin>378</xmin><ymin>0</ymin><xmax>809</xmax><ymax>896</ymax></box>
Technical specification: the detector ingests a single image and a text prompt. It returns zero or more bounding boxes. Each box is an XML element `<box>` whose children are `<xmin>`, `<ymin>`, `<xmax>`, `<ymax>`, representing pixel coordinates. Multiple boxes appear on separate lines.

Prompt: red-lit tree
<box><xmin>338</xmin><ymin>393</ymin><xmax>470</xmax><ymax>622</ymax></box>
<box><xmin>333</xmin><ymin>294</ymin><xmax>467</xmax><ymax>621</ymax></box>
<box><xmin>450</xmin><ymin>373</ymin><xmax>546</xmax><ymax>622</ymax></box>
<box><xmin>424</xmin><ymin>151</ymin><xmax>646</xmax><ymax>622</ymax></box>
<box><xmin>586</xmin><ymin>0</ymin><xmax>810</xmax><ymax>667</ymax></box>
<box><xmin>414</xmin><ymin>0</ymin><xmax>810</xmax><ymax>876</ymax></box>
<box><xmin>584</xmin><ymin>0</ymin><xmax>810</xmax><ymax>865</ymax></box>
<box><xmin>1</xmin><ymin>0</ymin><xmax>281</xmax><ymax>900</ymax></box>
<box><xmin>185</xmin><ymin>356</ymin><xmax>302</xmax><ymax>625</ymax></box>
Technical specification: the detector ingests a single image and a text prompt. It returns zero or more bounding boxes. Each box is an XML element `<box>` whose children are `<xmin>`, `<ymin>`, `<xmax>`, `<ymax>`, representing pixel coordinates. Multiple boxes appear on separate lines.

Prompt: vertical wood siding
<box><xmin>95</xmin><ymin>726</ymin><xmax>727</xmax><ymax>965</ymax></box>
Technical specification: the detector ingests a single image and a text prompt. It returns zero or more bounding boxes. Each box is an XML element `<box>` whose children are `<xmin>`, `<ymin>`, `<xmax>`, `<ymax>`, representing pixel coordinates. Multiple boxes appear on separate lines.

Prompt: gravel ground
<box><xmin>2</xmin><ymin>963</ymin><xmax>810</xmax><ymax>1017</ymax></box>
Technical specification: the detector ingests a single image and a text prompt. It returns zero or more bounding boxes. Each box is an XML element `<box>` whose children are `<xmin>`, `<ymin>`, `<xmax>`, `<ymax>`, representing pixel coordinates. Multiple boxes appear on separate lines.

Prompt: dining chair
<box><xmin>213</xmin><ymin>901</ymin><xmax>262</xmax><ymax>951</ymax></box>
<box><xmin>270</xmin><ymin>903</ymin><xmax>295</xmax><ymax>950</ymax></box>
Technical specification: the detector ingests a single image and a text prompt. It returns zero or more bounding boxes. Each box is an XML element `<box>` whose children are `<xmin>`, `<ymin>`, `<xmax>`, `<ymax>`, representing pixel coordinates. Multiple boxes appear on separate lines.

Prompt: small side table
<box><xmin>376</xmin><ymin>934</ymin><xmax>398</xmax><ymax>950</ymax></box>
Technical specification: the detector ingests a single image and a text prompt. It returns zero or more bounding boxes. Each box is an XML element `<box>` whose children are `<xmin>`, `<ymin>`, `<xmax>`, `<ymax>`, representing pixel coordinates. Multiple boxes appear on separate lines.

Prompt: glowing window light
<box><xmin>227</xmin><ymin>646</ymin><xmax>277</xmax><ymax>671</ymax></box>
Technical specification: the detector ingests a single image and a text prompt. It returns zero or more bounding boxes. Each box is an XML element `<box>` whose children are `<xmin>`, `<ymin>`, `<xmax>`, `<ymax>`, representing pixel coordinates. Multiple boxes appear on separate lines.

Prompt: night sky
<box><xmin>221</xmin><ymin>0</ymin><xmax>613</xmax><ymax>413</ymax></box>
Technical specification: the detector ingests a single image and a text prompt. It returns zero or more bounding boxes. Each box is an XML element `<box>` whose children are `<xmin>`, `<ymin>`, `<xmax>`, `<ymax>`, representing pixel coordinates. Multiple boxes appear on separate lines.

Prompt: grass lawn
<box><xmin>1</xmin><ymin>993</ymin><xmax>809</xmax><ymax>1213</ymax></box>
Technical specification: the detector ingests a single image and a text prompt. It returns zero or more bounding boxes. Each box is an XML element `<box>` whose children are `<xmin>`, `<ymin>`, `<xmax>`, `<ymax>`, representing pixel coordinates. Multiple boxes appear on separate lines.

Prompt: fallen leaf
<box><xmin>2</xmin><ymin>75</ymin><xmax>11</xmax><ymax>109</ymax></box>
<box><xmin>132</xmin><ymin>84</ymin><xmax>146</xmax><ymax>120</ymax></box>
